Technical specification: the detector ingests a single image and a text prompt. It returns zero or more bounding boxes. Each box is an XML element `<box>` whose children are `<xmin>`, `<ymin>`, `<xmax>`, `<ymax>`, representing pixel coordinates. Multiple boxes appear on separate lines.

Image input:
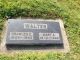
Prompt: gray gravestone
<box><xmin>6</xmin><ymin>19</ymin><xmax>64</xmax><ymax>48</ymax></box>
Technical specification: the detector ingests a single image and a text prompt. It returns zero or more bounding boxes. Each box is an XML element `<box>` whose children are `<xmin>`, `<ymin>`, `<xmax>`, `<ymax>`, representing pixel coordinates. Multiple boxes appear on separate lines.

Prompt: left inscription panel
<box><xmin>10</xmin><ymin>32</ymin><xmax>33</xmax><ymax>40</ymax></box>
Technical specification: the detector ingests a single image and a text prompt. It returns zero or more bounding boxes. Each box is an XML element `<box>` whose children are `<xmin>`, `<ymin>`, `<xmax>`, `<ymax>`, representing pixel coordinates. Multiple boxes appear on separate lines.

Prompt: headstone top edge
<box><xmin>8</xmin><ymin>19</ymin><xmax>62</xmax><ymax>22</ymax></box>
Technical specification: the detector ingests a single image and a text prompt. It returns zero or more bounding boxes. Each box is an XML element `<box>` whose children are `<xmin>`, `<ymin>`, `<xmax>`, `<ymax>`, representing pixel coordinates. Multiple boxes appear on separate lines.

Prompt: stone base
<box><xmin>0</xmin><ymin>19</ymin><xmax>70</xmax><ymax>53</ymax></box>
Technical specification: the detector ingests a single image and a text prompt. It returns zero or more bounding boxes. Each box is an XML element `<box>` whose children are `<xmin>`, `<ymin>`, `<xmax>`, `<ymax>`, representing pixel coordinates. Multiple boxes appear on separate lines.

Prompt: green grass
<box><xmin>0</xmin><ymin>0</ymin><xmax>80</xmax><ymax>60</ymax></box>
<box><xmin>0</xmin><ymin>19</ymin><xmax>4</xmax><ymax>41</ymax></box>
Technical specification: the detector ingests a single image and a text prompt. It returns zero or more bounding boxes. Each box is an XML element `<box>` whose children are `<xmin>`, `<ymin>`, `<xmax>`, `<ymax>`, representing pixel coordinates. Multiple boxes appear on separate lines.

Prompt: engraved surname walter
<box><xmin>10</xmin><ymin>32</ymin><xmax>33</xmax><ymax>40</ymax></box>
<box><xmin>24</xmin><ymin>23</ymin><xmax>47</xmax><ymax>29</ymax></box>
<box><xmin>39</xmin><ymin>33</ymin><xmax>60</xmax><ymax>40</ymax></box>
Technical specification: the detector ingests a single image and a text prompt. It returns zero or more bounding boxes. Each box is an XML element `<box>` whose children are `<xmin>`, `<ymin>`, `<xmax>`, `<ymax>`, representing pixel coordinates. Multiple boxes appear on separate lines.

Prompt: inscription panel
<box><xmin>39</xmin><ymin>33</ymin><xmax>60</xmax><ymax>40</ymax></box>
<box><xmin>10</xmin><ymin>32</ymin><xmax>33</xmax><ymax>40</ymax></box>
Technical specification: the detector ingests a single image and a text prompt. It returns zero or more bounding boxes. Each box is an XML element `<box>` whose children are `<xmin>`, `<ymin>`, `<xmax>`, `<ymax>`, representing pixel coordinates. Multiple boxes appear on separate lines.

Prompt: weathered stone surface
<box><xmin>6</xmin><ymin>19</ymin><xmax>64</xmax><ymax>47</ymax></box>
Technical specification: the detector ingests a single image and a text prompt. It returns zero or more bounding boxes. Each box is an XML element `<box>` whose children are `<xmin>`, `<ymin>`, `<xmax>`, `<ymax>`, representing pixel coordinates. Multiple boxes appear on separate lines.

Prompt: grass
<box><xmin>0</xmin><ymin>0</ymin><xmax>80</xmax><ymax>60</ymax></box>
<box><xmin>0</xmin><ymin>19</ymin><xmax>4</xmax><ymax>41</ymax></box>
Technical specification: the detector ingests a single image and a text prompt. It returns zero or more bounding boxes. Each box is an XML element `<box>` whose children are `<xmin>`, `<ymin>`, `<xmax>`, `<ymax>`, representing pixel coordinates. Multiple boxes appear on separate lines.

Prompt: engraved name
<box><xmin>24</xmin><ymin>23</ymin><xmax>47</xmax><ymax>29</ymax></box>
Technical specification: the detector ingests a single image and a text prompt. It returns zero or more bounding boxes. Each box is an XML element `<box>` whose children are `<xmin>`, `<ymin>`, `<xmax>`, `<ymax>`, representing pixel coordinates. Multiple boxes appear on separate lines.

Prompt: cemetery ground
<box><xmin>0</xmin><ymin>0</ymin><xmax>80</xmax><ymax>60</ymax></box>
